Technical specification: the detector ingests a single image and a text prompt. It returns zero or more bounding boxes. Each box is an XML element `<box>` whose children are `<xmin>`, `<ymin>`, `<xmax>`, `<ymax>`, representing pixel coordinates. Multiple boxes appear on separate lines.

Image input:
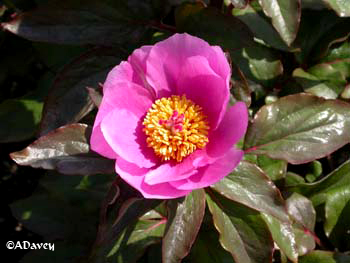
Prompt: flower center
<box><xmin>143</xmin><ymin>95</ymin><xmax>209</xmax><ymax>162</ymax></box>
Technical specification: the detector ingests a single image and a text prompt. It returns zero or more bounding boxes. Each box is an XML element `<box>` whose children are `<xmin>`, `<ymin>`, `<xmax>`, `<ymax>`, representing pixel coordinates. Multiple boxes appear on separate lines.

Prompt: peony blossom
<box><xmin>91</xmin><ymin>33</ymin><xmax>248</xmax><ymax>199</ymax></box>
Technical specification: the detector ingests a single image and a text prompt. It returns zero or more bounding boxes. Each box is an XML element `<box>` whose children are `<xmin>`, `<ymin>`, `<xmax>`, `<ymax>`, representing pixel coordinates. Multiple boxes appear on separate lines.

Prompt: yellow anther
<box><xmin>143</xmin><ymin>95</ymin><xmax>209</xmax><ymax>162</ymax></box>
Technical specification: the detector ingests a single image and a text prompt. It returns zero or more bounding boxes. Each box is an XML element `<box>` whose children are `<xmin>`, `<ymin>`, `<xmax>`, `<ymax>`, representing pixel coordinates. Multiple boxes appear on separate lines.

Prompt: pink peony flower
<box><xmin>91</xmin><ymin>33</ymin><xmax>248</xmax><ymax>199</ymax></box>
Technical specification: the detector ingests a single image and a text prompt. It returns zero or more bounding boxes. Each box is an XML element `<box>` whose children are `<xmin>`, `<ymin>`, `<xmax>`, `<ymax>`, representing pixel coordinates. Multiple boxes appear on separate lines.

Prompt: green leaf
<box><xmin>10</xmin><ymin>124</ymin><xmax>115</xmax><ymax>175</ymax></box>
<box><xmin>104</xmin><ymin>211</ymin><xmax>166</xmax><ymax>263</ymax></box>
<box><xmin>207</xmin><ymin>193</ymin><xmax>274</xmax><ymax>263</ymax></box>
<box><xmin>227</xmin><ymin>0</ymin><xmax>249</xmax><ymax>9</ymax></box>
<box><xmin>162</xmin><ymin>189</ymin><xmax>206</xmax><ymax>263</ymax></box>
<box><xmin>211</xmin><ymin>161</ymin><xmax>289</xmax><ymax>222</ymax></box>
<box><xmin>0</xmin><ymin>0</ymin><xmax>166</xmax><ymax>46</ymax></box>
<box><xmin>90</xmin><ymin>178</ymin><xmax>161</xmax><ymax>262</ymax></box>
<box><xmin>0</xmin><ymin>98</ymin><xmax>42</xmax><ymax>143</ymax></box>
<box><xmin>257</xmin><ymin>155</ymin><xmax>287</xmax><ymax>181</ymax></box>
<box><xmin>258</xmin><ymin>0</ymin><xmax>301</xmax><ymax>46</ymax></box>
<box><xmin>324</xmin><ymin>187</ymin><xmax>350</xmax><ymax>239</ymax></box>
<box><xmin>175</xmin><ymin>3</ymin><xmax>254</xmax><ymax>50</ymax></box>
<box><xmin>261</xmin><ymin>214</ymin><xmax>298</xmax><ymax>262</ymax></box>
<box><xmin>323</xmin><ymin>0</ymin><xmax>350</xmax><ymax>17</ymax></box>
<box><xmin>232</xmin><ymin>4</ymin><xmax>290</xmax><ymax>51</ymax></box>
<box><xmin>290</xmin><ymin>160</ymin><xmax>350</xmax><ymax>250</ymax></box>
<box><xmin>11</xmin><ymin>173</ymin><xmax>112</xmax><ymax>263</ymax></box>
<box><xmin>185</xmin><ymin>223</ymin><xmax>234</xmax><ymax>263</ymax></box>
<box><xmin>39</xmin><ymin>48</ymin><xmax>123</xmax><ymax>136</ymax></box>
<box><xmin>290</xmin><ymin>160</ymin><xmax>350</xmax><ymax>206</ymax></box>
<box><xmin>244</xmin><ymin>94</ymin><xmax>350</xmax><ymax>164</ymax></box>
<box><xmin>286</xmin><ymin>193</ymin><xmax>316</xmax><ymax>255</ymax></box>
<box><xmin>230</xmin><ymin>43</ymin><xmax>283</xmax><ymax>86</ymax></box>
<box><xmin>293</xmin><ymin>68</ymin><xmax>341</xmax><ymax>99</ymax></box>
<box><xmin>294</xmin><ymin>10</ymin><xmax>349</xmax><ymax>64</ymax></box>
<box><xmin>299</xmin><ymin>251</ymin><xmax>350</xmax><ymax>263</ymax></box>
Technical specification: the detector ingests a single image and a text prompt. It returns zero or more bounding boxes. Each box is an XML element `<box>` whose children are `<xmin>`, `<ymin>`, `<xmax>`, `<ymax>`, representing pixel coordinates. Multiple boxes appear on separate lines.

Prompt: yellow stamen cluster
<box><xmin>143</xmin><ymin>95</ymin><xmax>209</xmax><ymax>162</ymax></box>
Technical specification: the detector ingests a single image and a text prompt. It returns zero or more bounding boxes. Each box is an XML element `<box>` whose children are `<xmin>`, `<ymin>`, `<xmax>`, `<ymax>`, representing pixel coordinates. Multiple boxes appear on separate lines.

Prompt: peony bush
<box><xmin>2</xmin><ymin>0</ymin><xmax>350</xmax><ymax>262</ymax></box>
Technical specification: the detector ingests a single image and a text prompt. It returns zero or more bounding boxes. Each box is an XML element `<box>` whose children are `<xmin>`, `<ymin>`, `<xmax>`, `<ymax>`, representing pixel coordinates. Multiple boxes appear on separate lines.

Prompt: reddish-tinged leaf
<box><xmin>211</xmin><ymin>161</ymin><xmax>289</xmax><ymax>222</ymax></box>
<box><xmin>39</xmin><ymin>48</ymin><xmax>122</xmax><ymax>136</ymax></box>
<box><xmin>10</xmin><ymin>124</ymin><xmax>114</xmax><ymax>175</ymax></box>
<box><xmin>162</xmin><ymin>189</ymin><xmax>206</xmax><ymax>263</ymax></box>
<box><xmin>244</xmin><ymin>94</ymin><xmax>350</xmax><ymax>164</ymax></box>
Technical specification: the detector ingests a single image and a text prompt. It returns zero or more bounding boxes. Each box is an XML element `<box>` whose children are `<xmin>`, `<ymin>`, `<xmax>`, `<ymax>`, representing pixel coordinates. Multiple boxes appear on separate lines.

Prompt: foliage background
<box><xmin>1</xmin><ymin>0</ymin><xmax>350</xmax><ymax>262</ymax></box>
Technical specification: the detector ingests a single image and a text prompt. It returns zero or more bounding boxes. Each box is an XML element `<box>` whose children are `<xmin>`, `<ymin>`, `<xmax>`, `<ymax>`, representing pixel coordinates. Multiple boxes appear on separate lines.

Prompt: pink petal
<box><xmin>90</xmin><ymin>124</ymin><xmax>117</xmax><ymax>159</ymax></box>
<box><xmin>115</xmin><ymin>158</ymin><xmax>191</xmax><ymax>199</ymax></box>
<box><xmin>177</xmin><ymin>56</ymin><xmax>229</xmax><ymax>129</ymax></box>
<box><xmin>146</xmin><ymin>33</ymin><xmax>230</xmax><ymax>99</ymax></box>
<box><xmin>170</xmin><ymin>148</ymin><xmax>244</xmax><ymax>190</ymax></box>
<box><xmin>207</xmin><ymin>102</ymin><xmax>248</xmax><ymax>158</ymax></box>
<box><xmin>144</xmin><ymin>156</ymin><xmax>198</xmax><ymax>185</ymax></box>
<box><xmin>103</xmin><ymin>74</ymin><xmax>154</xmax><ymax>118</ymax></box>
<box><xmin>101</xmin><ymin>109</ymin><xmax>158</xmax><ymax>168</ymax></box>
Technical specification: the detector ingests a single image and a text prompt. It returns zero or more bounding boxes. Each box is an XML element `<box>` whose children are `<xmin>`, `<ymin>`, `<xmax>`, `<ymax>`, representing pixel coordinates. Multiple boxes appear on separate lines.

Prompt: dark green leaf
<box><xmin>39</xmin><ymin>48</ymin><xmax>123</xmax><ymax>136</ymax></box>
<box><xmin>185</xmin><ymin>223</ymin><xmax>234</xmax><ymax>263</ymax></box>
<box><xmin>207</xmin><ymin>193</ymin><xmax>274</xmax><ymax>263</ymax></box>
<box><xmin>162</xmin><ymin>189</ymin><xmax>206</xmax><ymax>263</ymax></box>
<box><xmin>299</xmin><ymin>250</ymin><xmax>350</xmax><ymax>263</ymax></box>
<box><xmin>1</xmin><ymin>0</ymin><xmax>166</xmax><ymax>45</ymax></box>
<box><xmin>244</xmin><ymin>94</ymin><xmax>350</xmax><ymax>164</ymax></box>
<box><xmin>90</xmin><ymin>178</ymin><xmax>161</xmax><ymax>262</ymax></box>
<box><xmin>104</xmin><ymin>210</ymin><xmax>166</xmax><ymax>263</ymax></box>
<box><xmin>11</xmin><ymin>173</ymin><xmax>112</xmax><ymax>263</ymax></box>
<box><xmin>10</xmin><ymin>124</ymin><xmax>115</xmax><ymax>175</ymax></box>
<box><xmin>286</xmin><ymin>193</ymin><xmax>316</xmax><ymax>255</ymax></box>
<box><xmin>290</xmin><ymin>160</ymin><xmax>350</xmax><ymax>250</ymax></box>
<box><xmin>294</xmin><ymin>10</ymin><xmax>349</xmax><ymax>64</ymax></box>
<box><xmin>232</xmin><ymin>4</ymin><xmax>290</xmax><ymax>51</ymax></box>
<box><xmin>175</xmin><ymin>3</ymin><xmax>254</xmax><ymax>51</ymax></box>
<box><xmin>293</xmin><ymin>68</ymin><xmax>341</xmax><ymax>99</ymax></box>
<box><xmin>230</xmin><ymin>43</ymin><xmax>283</xmax><ymax>86</ymax></box>
<box><xmin>323</xmin><ymin>0</ymin><xmax>350</xmax><ymax>17</ymax></box>
<box><xmin>261</xmin><ymin>214</ymin><xmax>298</xmax><ymax>262</ymax></box>
<box><xmin>211</xmin><ymin>161</ymin><xmax>289</xmax><ymax>222</ymax></box>
<box><xmin>228</xmin><ymin>0</ymin><xmax>249</xmax><ymax>9</ymax></box>
<box><xmin>258</xmin><ymin>0</ymin><xmax>301</xmax><ymax>46</ymax></box>
<box><xmin>257</xmin><ymin>155</ymin><xmax>287</xmax><ymax>181</ymax></box>
<box><xmin>0</xmin><ymin>98</ymin><xmax>42</xmax><ymax>143</ymax></box>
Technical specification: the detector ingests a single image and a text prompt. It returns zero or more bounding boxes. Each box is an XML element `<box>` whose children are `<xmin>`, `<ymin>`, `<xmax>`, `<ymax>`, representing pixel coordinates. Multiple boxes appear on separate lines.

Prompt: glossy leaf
<box><xmin>1</xmin><ymin>0</ymin><xmax>165</xmax><ymax>45</ymax></box>
<box><xmin>261</xmin><ymin>214</ymin><xmax>298</xmax><ymax>262</ymax></box>
<box><xmin>228</xmin><ymin>0</ymin><xmax>249</xmax><ymax>9</ymax></box>
<box><xmin>10</xmin><ymin>124</ymin><xmax>115</xmax><ymax>175</ymax></box>
<box><xmin>293</xmin><ymin>68</ymin><xmax>340</xmax><ymax>99</ymax></box>
<box><xmin>299</xmin><ymin>250</ymin><xmax>350</xmax><ymax>263</ymax></box>
<box><xmin>323</xmin><ymin>0</ymin><xmax>350</xmax><ymax>17</ymax></box>
<box><xmin>11</xmin><ymin>174</ymin><xmax>112</xmax><ymax>263</ymax></box>
<box><xmin>258</xmin><ymin>0</ymin><xmax>301</xmax><ymax>46</ymax></box>
<box><xmin>290</xmin><ymin>160</ymin><xmax>350</xmax><ymax>206</ymax></box>
<box><xmin>184</xmin><ymin>223</ymin><xmax>234</xmax><ymax>263</ymax></box>
<box><xmin>0</xmin><ymin>98</ymin><xmax>42</xmax><ymax>143</ymax></box>
<box><xmin>211</xmin><ymin>161</ymin><xmax>289</xmax><ymax>222</ymax></box>
<box><xmin>39</xmin><ymin>48</ymin><xmax>122</xmax><ymax>136</ymax></box>
<box><xmin>207</xmin><ymin>193</ymin><xmax>274</xmax><ymax>263</ymax></box>
<box><xmin>230</xmin><ymin>43</ymin><xmax>283</xmax><ymax>86</ymax></box>
<box><xmin>175</xmin><ymin>3</ymin><xmax>254</xmax><ymax>51</ymax></box>
<box><xmin>257</xmin><ymin>155</ymin><xmax>287</xmax><ymax>181</ymax></box>
<box><xmin>294</xmin><ymin>10</ymin><xmax>349</xmax><ymax>64</ymax></box>
<box><xmin>103</xmin><ymin>211</ymin><xmax>166</xmax><ymax>263</ymax></box>
<box><xmin>290</xmin><ymin>161</ymin><xmax>350</xmax><ymax>250</ymax></box>
<box><xmin>90</xmin><ymin>178</ymin><xmax>161</xmax><ymax>262</ymax></box>
<box><xmin>162</xmin><ymin>189</ymin><xmax>206</xmax><ymax>263</ymax></box>
<box><xmin>244</xmin><ymin>94</ymin><xmax>350</xmax><ymax>164</ymax></box>
<box><xmin>286</xmin><ymin>193</ymin><xmax>316</xmax><ymax>255</ymax></box>
<box><xmin>233</xmin><ymin>4</ymin><xmax>289</xmax><ymax>51</ymax></box>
